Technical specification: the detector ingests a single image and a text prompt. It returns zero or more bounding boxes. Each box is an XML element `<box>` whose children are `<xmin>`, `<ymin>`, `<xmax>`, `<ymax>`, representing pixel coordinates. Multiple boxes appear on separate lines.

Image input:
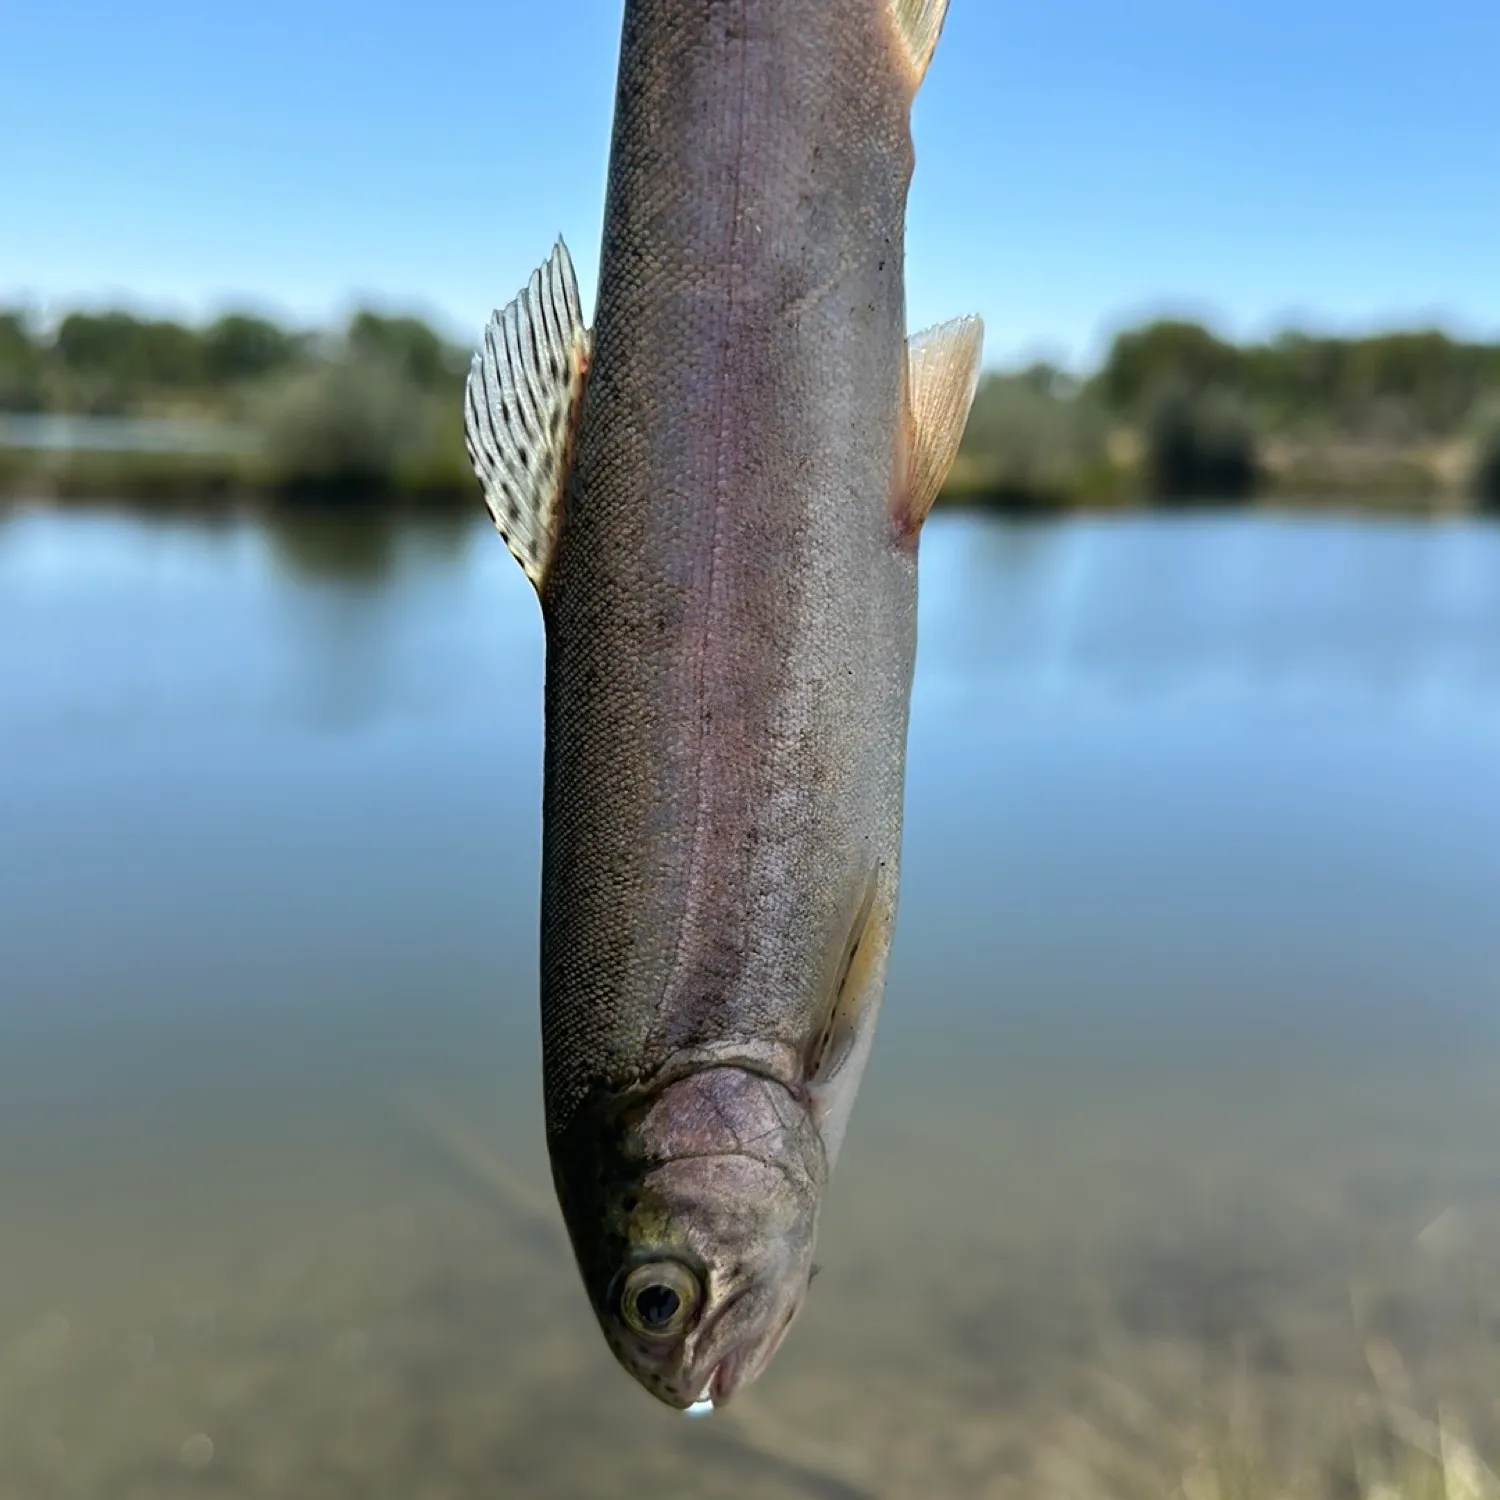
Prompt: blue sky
<box><xmin>3</xmin><ymin>0</ymin><xmax>1496</xmax><ymax>371</ymax></box>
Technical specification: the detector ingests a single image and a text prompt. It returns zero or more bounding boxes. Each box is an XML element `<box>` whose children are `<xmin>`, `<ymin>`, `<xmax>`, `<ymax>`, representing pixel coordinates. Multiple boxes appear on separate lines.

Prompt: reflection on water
<box><xmin>263</xmin><ymin>507</ymin><xmax>472</xmax><ymax>587</ymax></box>
<box><xmin>1</xmin><ymin>503</ymin><xmax>1499</xmax><ymax>1497</ymax></box>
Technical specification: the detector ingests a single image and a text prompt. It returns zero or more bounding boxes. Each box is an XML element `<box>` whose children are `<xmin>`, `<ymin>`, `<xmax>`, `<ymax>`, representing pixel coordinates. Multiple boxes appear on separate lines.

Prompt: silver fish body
<box><xmin>464</xmin><ymin>0</ymin><xmax>981</xmax><ymax>1409</ymax></box>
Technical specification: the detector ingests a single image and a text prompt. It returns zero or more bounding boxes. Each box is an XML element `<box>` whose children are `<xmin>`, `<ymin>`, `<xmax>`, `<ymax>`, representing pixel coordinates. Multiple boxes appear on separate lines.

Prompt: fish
<box><xmin>463</xmin><ymin>0</ymin><xmax>982</xmax><ymax>1411</ymax></box>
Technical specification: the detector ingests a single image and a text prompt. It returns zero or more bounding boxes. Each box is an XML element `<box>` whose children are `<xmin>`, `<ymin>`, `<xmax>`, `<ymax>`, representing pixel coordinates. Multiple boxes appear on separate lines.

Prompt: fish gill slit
<box><xmin>658</xmin><ymin>0</ymin><xmax>752</xmax><ymax>1030</ymax></box>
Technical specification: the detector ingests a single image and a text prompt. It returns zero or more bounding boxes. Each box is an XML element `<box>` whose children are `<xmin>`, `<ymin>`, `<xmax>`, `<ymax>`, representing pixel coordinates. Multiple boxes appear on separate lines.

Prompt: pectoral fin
<box><xmin>900</xmin><ymin>315</ymin><xmax>984</xmax><ymax>533</ymax></box>
<box><xmin>463</xmin><ymin>239</ymin><xmax>591</xmax><ymax>594</ymax></box>
<box><xmin>807</xmin><ymin>867</ymin><xmax>887</xmax><ymax>1088</ymax></box>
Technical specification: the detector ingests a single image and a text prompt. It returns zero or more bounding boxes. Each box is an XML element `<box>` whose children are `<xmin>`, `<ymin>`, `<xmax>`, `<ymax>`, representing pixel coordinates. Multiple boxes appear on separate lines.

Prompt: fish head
<box><xmin>564</xmin><ymin>1066</ymin><xmax>827</xmax><ymax>1410</ymax></box>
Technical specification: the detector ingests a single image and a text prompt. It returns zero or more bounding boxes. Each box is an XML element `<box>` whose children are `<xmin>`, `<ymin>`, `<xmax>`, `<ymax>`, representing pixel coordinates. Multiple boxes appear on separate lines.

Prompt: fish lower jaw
<box><xmin>679</xmin><ymin>1352</ymin><xmax>740</xmax><ymax>1416</ymax></box>
<box><xmin>709</xmin><ymin>1349</ymin><xmax>747</xmax><ymax>1406</ymax></box>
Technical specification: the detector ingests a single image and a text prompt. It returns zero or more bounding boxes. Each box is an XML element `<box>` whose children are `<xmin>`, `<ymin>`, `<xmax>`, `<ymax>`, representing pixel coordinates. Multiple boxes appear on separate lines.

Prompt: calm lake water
<box><xmin>2</xmin><ymin>502</ymin><xmax>1499</xmax><ymax>1498</ymax></box>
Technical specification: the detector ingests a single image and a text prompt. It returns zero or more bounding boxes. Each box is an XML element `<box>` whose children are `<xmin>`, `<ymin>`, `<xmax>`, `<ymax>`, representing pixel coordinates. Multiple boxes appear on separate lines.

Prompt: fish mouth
<box><xmin>702</xmin><ymin>1299</ymin><xmax>801</xmax><ymax>1408</ymax></box>
<box><xmin>708</xmin><ymin>1346</ymin><xmax>748</xmax><ymax>1406</ymax></box>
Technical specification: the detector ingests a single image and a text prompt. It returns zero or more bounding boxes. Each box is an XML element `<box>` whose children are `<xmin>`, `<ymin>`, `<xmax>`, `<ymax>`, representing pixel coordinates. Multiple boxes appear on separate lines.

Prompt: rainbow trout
<box><xmin>463</xmin><ymin>0</ymin><xmax>981</xmax><ymax>1411</ymax></box>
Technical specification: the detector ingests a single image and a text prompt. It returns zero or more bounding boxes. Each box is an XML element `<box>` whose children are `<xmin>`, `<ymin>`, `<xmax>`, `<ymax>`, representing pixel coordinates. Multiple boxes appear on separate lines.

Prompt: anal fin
<box><xmin>463</xmin><ymin>239</ymin><xmax>591</xmax><ymax>593</ymax></box>
<box><xmin>901</xmin><ymin>314</ymin><xmax>984</xmax><ymax>532</ymax></box>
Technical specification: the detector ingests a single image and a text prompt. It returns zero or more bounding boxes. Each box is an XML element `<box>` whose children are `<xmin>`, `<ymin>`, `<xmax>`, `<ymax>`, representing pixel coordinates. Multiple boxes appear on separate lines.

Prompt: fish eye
<box><xmin>619</xmin><ymin>1260</ymin><xmax>702</xmax><ymax>1339</ymax></box>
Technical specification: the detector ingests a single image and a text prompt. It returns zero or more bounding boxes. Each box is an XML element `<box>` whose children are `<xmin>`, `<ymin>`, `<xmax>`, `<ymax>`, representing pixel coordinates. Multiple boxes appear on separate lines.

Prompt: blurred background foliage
<box><xmin>2</xmin><ymin>301</ymin><xmax>1499</xmax><ymax>510</ymax></box>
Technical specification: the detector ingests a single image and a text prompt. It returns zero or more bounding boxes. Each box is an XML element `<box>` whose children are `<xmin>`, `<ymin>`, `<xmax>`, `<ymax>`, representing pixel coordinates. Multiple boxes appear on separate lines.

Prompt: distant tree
<box><xmin>138</xmin><ymin>319</ymin><xmax>203</xmax><ymax>386</ymax></box>
<box><xmin>201</xmin><ymin>314</ymin><xmax>302</xmax><ymax>384</ymax></box>
<box><xmin>1241</xmin><ymin>333</ymin><xmax>1349</xmax><ymax>425</ymax></box>
<box><xmin>1100</xmin><ymin>318</ymin><xmax>1500</xmax><ymax>445</ymax></box>
<box><xmin>1241</xmin><ymin>328</ymin><xmax>1495</xmax><ymax>438</ymax></box>
<box><xmin>0</xmin><ymin>310</ymin><xmax>43</xmax><ymax>411</ymax></box>
<box><xmin>0</xmin><ymin>311</ymin><xmax>36</xmax><ymax>362</ymax></box>
<box><xmin>54</xmin><ymin>312</ymin><xmax>139</xmax><ymax>380</ymax></box>
<box><xmin>1341</xmin><ymin>330</ymin><xmax>1483</xmax><ymax>436</ymax></box>
<box><xmin>1013</xmin><ymin>361</ymin><xmax>1074</xmax><ymax>398</ymax></box>
<box><xmin>53</xmin><ymin>311</ymin><xmax>202</xmax><ymax>389</ymax></box>
<box><xmin>1097</xmin><ymin>320</ymin><xmax>1242</xmax><ymax>412</ymax></box>
<box><xmin>346</xmin><ymin>311</ymin><xmax>462</xmax><ymax>390</ymax></box>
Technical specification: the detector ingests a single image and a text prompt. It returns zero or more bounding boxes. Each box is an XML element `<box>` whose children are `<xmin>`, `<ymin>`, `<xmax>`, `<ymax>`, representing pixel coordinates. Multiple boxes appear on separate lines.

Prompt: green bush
<box><xmin>254</xmin><ymin>357</ymin><xmax>432</xmax><ymax>497</ymax></box>
<box><xmin>1096</xmin><ymin>319</ymin><xmax>1500</xmax><ymax>444</ymax></box>
<box><xmin>1474</xmin><ymin>423</ymin><xmax>1500</xmax><ymax>511</ymax></box>
<box><xmin>1098</xmin><ymin>320</ymin><xmax>1242</xmax><ymax>413</ymax></box>
<box><xmin>347</xmin><ymin>311</ymin><xmax>465</xmax><ymax>391</ymax></box>
<box><xmin>0</xmin><ymin>310</ymin><xmax>44</xmax><ymax>412</ymax></box>
<box><xmin>954</xmin><ymin>366</ymin><xmax>1114</xmax><ymax>508</ymax></box>
<box><xmin>201</xmin><ymin>314</ymin><xmax>305</xmax><ymax>385</ymax></box>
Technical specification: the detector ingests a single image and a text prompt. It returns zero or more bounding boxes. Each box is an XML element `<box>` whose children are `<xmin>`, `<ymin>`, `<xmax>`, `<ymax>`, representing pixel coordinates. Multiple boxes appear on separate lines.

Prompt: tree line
<box><xmin>957</xmin><ymin>319</ymin><xmax>1500</xmax><ymax>509</ymax></box>
<box><xmin>0</xmin><ymin>306</ymin><xmax>465</xmax><ymax>414</ymax></box>
<box><xmin>2</xmin><ymin>304</ymin><xmax>1498</xmax><ymax>508</ymax></box>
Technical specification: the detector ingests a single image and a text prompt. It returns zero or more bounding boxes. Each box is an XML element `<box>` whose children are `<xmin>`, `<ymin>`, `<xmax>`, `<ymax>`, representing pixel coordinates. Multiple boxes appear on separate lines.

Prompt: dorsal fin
<box><xmin>463</xmin><ymin>239</ymin><xmax>591</xmax><ymax>594</ymax></box>
<box><xmin>888</xmin><ymin>0</ymin><xmax>952</xmax><ymax>91</ymax></box>
<box><xmin>901</xmin><ymin>314</ymin><xmax>984</xmax><ymax>532</ymax></box>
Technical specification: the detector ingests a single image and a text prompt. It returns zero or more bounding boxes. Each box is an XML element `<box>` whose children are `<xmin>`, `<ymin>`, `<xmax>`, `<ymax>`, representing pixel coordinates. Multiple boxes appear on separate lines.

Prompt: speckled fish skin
<box><xmin>545</xmin><ymin>0</ymin><xmax>911</xmax><ymax>1172</ymax></box>
<box><xmin>505</xmin><ymin>0</ymin><xmax>976</xmax><ymax>1410</ymax></box>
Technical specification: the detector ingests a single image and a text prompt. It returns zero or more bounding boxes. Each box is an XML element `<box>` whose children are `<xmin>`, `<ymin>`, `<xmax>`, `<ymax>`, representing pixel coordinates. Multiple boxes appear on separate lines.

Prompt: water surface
<box><xmin>2</xmin><ymin>504</ymin><xmax>1498</xmax><ymax>1497</ymax></box>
